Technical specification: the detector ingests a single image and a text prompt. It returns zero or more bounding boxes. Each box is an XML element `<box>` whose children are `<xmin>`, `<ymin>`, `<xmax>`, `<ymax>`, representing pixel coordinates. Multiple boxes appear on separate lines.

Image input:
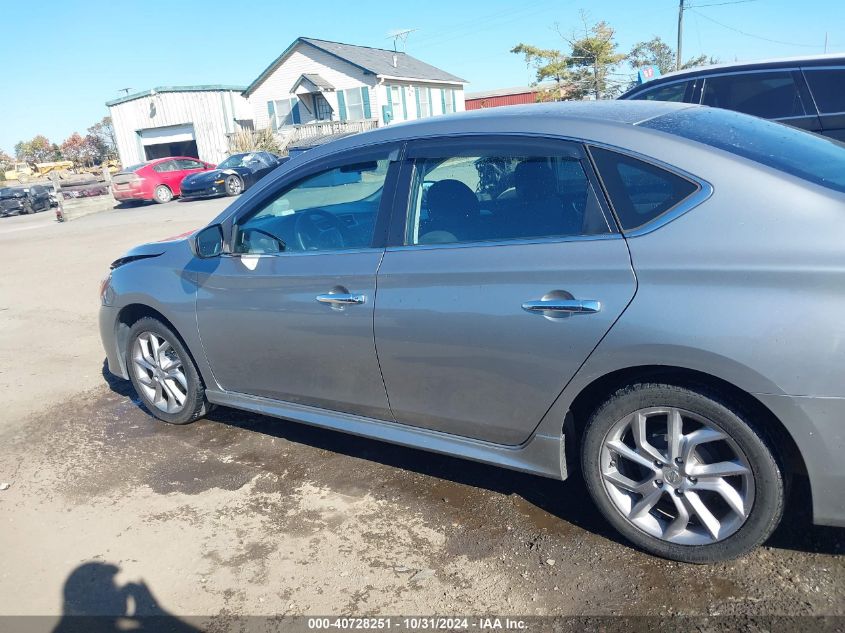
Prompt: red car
<box><xmin>112</xmin><ymin>157</ymin><xmax>215</xmax><ymax>205</ymax></box>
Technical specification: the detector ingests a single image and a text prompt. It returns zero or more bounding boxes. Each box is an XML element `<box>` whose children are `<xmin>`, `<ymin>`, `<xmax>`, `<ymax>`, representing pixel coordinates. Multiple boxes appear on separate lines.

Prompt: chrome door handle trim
<box><xmin>521</xmin><ymin>299</ymin><xmax>601</xmax><ymax>314</ymax></box>
<box><xmin>316</xmin><ymin>293</ymin><xmax>367</xmax><ymax>305</ymax></box>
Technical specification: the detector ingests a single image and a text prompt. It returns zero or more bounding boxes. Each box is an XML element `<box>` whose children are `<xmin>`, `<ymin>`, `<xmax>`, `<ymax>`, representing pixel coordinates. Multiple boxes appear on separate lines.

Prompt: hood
<box><xmin>183</xmin><ymin>167</ymin><xmax>248</xmax><ymax>185</ymax></box>
<box><xmin>124</xmin><ymin>231</ymin><xmax>195</xmax><ymax>257</ymax></box>
<box><xmin>110</xmin><ymin>231</ymin><xmax>197</xmax><ymax>269</ymax></box>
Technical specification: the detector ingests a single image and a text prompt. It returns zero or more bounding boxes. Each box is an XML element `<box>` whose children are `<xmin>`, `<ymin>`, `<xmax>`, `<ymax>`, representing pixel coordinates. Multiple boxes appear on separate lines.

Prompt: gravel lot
<box><xmin>0</xmin><ymin>201</ymin><xmax>842</xmax><ymax>625</ymax></box>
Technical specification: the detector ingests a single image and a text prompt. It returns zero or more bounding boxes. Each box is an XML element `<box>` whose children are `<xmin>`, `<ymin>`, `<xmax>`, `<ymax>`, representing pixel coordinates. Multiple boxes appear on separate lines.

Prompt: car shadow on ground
<box><xmin>101</xmin><ymin>361</ymin><xmax>843</xmax><ymax>558</ymax></box>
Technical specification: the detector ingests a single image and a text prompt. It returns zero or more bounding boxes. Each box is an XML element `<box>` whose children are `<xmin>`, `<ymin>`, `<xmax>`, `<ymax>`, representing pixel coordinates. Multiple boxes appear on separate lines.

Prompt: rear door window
<box><xmin>175</xmin><ymin>159</ymin><xmax>205</xmax><ymax>170</ymax></box>
<box><xmin>803</xmin><ymin>68</ymin><xmax>845</xmax><ymax>114</ymax></box>
<box><xmin>700</xmin><ymin>71</ymin><xmax>806</xmax><ymax>119</ymax></box>
<box><xmin>153</xmin><ymin>160</ymin><xmax>177</xmax><ymax>173</ymax></box>
<box><xmin>589</xmin><ymin>147</ymin><xmax>700</xmax><ymax>231</ymax></box>
<box><xmin>632</xmin><ymin>81</ymin><xmax>690</xmax><ymax>103</ymax></box>
<box><xmin>404</xmin><ymin>140</ymin><xmax>612</xmax><ymax>246</ymax></box>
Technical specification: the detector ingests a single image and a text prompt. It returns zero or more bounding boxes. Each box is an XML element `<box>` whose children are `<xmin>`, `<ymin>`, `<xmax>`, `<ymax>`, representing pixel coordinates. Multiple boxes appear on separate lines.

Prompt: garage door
<box><xmin>139</xmin><ymin>124</ymin><xmax>198</xmax><ymax>160</ymax></box>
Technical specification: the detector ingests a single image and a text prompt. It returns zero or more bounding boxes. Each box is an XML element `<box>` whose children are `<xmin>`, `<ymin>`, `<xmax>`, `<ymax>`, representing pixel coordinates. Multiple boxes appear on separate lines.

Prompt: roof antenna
<box><xmin>386</xmin><ymin>28</ymin><xmax>416</xmax><ymax>53</ymax></box>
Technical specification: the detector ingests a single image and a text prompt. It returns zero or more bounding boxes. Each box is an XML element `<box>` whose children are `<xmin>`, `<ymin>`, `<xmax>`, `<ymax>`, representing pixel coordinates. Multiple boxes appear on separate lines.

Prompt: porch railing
<box><xmin>281</xmin><ymin>119</ymin><xmax>379</xmax><ymax>145</ymax></box>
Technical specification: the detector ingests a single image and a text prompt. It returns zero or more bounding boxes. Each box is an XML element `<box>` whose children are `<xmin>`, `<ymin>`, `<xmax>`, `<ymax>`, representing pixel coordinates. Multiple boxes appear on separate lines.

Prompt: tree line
<box><xmin>0</xmin><ymin>116</ymin><xmax>118</xmax><ymax>175</ymax></box>
<box><xmin>512</xmin><ymin>12</ymin><xmax>716</xmax><ymax>101</ymax></box>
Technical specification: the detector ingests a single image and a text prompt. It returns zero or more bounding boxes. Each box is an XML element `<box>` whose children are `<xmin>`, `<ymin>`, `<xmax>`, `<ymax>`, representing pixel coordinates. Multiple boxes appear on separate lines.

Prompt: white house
<box><xmin>107</xmin><ymin>86</ymin><xmax>252</xmax><ymax>166</ymax></box>
<box><xmin>243</xmin><ymin>37</ymin><xmax>466</xmax><ymax>132</ymax></box>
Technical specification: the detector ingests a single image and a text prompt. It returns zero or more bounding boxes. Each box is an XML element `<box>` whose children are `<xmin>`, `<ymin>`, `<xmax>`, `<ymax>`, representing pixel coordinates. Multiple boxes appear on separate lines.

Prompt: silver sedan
<box><xmin>99</xmin><ymin>101</ymin><xmax>845</xmax><ymax>562</ymax></box>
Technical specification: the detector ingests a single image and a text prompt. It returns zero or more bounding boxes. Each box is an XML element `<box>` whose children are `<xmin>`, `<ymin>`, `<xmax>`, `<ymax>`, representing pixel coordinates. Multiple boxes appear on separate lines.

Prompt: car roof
<box><xmin>621</xmin><ymin>52</ymin><xmax>845</xmax><ymax>97</ymax></box>
<box><xmin>285</xmin><ymin>100</ymin><xmax>696</xmax><ymax>168</ymax></box>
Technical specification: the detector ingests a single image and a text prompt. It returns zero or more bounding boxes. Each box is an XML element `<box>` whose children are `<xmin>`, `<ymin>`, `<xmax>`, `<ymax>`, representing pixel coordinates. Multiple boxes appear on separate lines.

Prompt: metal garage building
<box><xmin>107</xmin><ymin>86</ymin><xmax>252</xmax><ymax>167</ymax></box>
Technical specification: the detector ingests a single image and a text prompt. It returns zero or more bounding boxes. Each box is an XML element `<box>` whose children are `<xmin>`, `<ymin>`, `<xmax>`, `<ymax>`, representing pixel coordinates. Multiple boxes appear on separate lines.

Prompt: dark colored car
<box><xmin>112</xmin><ymin>157</ymin><xmax>215</xmax><ymax>205</ymax></box>
<box><xmin>180</xmin><ymin>152</ymin><xmax>286</xmax><ymax>199</ymax></box>
<box><xmin>0</xmin><ymin>185</ymin><xmax>52</xmax><ymax>217</ymax></box>
<box><xmin>619</xmin><ymin>54</ymin><xmax>845</xmax><ymax>140</ymax></box>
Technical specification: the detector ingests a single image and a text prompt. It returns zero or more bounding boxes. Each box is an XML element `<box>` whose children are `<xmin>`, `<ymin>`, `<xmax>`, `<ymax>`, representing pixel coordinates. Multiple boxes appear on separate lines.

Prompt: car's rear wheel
<box><xmin>224</xmin><ymin>175</ymin><xmax>243</xmax><ymax>196</ymax></box>
<box><xmin>581</xmin><ymin>382</ymin><xmax>784</xmax><ymax>563</ymax></box>
<box><xmin>153</xmin><ymin>185</ymin><xmax>173</xmax><ymax>204</ymax></box>
<box><xmin>126</xmin><ymin>317</ymin><xmax>210</xmax><ymax>424</ymax></box>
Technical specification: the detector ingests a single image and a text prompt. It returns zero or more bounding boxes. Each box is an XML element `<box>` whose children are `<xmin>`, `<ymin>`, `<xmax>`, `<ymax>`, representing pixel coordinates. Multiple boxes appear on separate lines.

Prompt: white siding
<box><xmin>377</xmin><ymin>82</ymin><xmax>465</xmax><ymax>123</ymax></box>
<box><xmin>109</xmin><ymin>90</ymin><xmax>250</xmax><ymax>166</ymax></box>
<box><xmin>248</xmin><ymin>44</ymin><xmax>378</xmax><ymax>129</ymax></box>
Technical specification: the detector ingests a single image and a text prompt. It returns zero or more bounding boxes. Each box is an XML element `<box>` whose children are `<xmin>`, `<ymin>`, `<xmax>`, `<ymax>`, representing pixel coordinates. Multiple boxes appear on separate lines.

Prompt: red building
<box><xmin>464</xmin><ymin>85</ymin><xmax>540</xmax><ymax>110</ymax></box>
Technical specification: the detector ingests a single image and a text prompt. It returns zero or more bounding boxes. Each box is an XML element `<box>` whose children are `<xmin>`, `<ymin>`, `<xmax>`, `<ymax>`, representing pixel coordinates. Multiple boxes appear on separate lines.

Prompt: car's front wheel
<box><xmin>581</xmin><ymin>382</ymin><xmax>784</xmax><ymax>563</ymax></box>
<box><xmin>224</xmin><ymin>175</ymin><xmax>243</xmax><ymax>196</ymax></box>
<box><xmin>126</xmin><ymin>317</ymin><xmax>210</xmax><ymax>424</ymax></box>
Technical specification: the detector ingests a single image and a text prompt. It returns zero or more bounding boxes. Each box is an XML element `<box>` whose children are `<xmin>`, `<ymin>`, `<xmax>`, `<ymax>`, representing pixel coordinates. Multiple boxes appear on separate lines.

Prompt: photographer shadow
<box><xmin>52</xmin><ymin>562</ymin><xmax>200</xmax><ymax>633</ymax></box>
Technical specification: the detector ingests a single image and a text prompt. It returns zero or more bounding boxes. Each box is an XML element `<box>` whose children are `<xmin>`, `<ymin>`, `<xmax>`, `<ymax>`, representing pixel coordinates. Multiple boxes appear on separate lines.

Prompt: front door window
<box><xmin>233</xmin><ymin>158</ymin><xmax>390</xmax><ymax>255</ymax></box>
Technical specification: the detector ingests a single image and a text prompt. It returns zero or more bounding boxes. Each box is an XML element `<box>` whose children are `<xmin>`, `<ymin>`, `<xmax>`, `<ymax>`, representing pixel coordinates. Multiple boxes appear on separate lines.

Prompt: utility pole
<box><xmin>676</xmin><ymin>0</ymin><xmax>685</xmax><ymax>71</ymax></box>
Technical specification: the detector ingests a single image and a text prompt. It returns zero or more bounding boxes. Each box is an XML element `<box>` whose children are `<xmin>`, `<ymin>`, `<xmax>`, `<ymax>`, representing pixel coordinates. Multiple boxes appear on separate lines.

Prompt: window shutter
<box><xmin>427</xmin><ymin>88</ymin><xmax>432</xmax><ymax>116</ymax></box>
<box><xmin>292</xmin><ymin>97</ymin><xmax>301</xmax><ymax>124</ymax></box>
<box><xmin>440</xmin><ymin>89</ymin><xmax>446</xmax><ymax>115</ymax></box>
<box><xmin>401</xmin><ymin>86</ymin><xmax>407</xmax><ymax>119</ymax></box>
<box><xmin>414</xmin><ymin>87</ymin><xmax>421</xmax><ymax>119</ymax></box>
<box><xmin>337</xmin><ymin>90</ymin><xmax>347</xmax><ymax>121</ymax></box>
<box><xmin>451</xmin><ymin>89</ymin><xmax>456</xmax><ymax>112</ymax></box>
<box><xmin>384</xmin><ymin>86</ymin><xmax>393</xmax><ymax>123</ymax></box>
<box><xmin>267</xmin><ymin>100</ymin><xmax>277</xmax><ymax>130</ymax></box>
<box><xmin>361</xmin><ymin>87</ymin><xmax>372</xmax><ymax>119</ymax></box>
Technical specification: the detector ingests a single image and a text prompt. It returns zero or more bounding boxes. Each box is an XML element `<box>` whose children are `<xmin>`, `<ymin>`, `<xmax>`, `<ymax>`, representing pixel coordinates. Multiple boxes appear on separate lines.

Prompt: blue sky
<box><xmin>0</xmin><ymin>0</ymin><xmax>842</xmax><ymax>154</ymax></box>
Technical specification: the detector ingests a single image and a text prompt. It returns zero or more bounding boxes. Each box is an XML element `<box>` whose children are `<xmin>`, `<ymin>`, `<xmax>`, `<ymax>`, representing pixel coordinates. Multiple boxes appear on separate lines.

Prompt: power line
<box><xmin>411</xmin><ymin>0</ymin><xmax>561</xmax><ymax>50</ymax></box>
<box><xmin>687</xmin><ymin>0</ymin><xmax>758</xmax><ymax>7</ymax></box>
<box><xmin>689</xmin><ymin>7</ymin><xmax>825</xmax><ymax>48</ymax></box>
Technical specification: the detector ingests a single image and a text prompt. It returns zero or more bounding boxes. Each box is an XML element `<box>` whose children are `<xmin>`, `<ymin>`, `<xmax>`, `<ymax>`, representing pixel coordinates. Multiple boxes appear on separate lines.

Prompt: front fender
<box><xmin>102</xmin><ymin>239</ymin><xmax>221</xmax><ymax>391</ymax></box>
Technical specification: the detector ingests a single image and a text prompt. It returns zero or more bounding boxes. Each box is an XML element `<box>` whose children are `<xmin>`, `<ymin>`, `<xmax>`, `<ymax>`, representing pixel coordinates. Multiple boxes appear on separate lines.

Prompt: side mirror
<box><xmin>191</xmin><ymin>224</ymin><xmax>224</xmax><ymax>258</ymax></box>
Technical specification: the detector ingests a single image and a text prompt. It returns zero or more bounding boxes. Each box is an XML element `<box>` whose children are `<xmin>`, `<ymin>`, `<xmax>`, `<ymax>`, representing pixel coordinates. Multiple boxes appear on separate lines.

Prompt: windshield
<box><xmin>0</xmin><ymin>188</ymin><xmax>21</xmax><ymax>199</ymax></box>
<box><xmin>217</xmin><ymin>154</ymin><xmax>250</xmax><ymax>169</ymax></box>
<box><xmin>123</xmin><ymin>163</ymin><xmax>146</xmax><ymax>173</ymax></box>
<box><xmin>642</xmin><ymin>107</ymin><xmax>845</xmax><ymax>194</ymax></box>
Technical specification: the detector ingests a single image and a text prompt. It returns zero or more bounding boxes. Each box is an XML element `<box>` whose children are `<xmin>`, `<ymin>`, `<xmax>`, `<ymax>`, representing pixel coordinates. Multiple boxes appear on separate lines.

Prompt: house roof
<box><xmin>105</xmin><ymin>85</ymin><xmax>247</xmax><ymax>107</ymax></box>
<box><xmin>244</xmin><ymin>37</ymin><xmax>466</xmax><ymax>97</ymax></box>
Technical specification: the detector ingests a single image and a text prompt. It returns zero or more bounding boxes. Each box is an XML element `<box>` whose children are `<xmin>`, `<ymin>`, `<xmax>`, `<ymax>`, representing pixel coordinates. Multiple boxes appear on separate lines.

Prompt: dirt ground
<box><xmin>0</xmin><ymin>202</ymin><xmax>842</xmax><ymax>624</ymax></box>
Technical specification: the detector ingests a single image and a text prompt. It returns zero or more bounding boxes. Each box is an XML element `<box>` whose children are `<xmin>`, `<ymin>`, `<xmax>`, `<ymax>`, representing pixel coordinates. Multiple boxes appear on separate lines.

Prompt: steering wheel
<box><xmin>294</xmin><ymin>209</ymin><xmax>348</xmax><ymax>251</ymax></box>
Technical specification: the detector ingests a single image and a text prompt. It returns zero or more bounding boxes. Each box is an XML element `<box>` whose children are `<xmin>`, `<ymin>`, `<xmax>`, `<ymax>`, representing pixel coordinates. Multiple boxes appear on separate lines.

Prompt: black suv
<box><xmin>0</xmin><ymin>185</ymin><xmax>53</xmax><ymax>217</ymax></box>
<box><xmin>619</xmin><ymin>54</ymin><xmax>845</xmax><ymax>141</ymax></box>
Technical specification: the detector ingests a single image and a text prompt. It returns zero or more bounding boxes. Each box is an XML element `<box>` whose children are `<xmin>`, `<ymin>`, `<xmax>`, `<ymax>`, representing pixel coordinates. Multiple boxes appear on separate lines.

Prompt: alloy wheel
<box><xmin>131</xmin><ymin>331</ymin><xmax>188</xmax><ymax>414</ymax></box>
<box><xmin>226</xmin><ymin>176</ymin><xmax>242</xmax><ymax>195</ymax></box>
<box><xmin>600</xmin><ymin>407</ymin><xmax>755</xmax><ymax>545</ymax></box>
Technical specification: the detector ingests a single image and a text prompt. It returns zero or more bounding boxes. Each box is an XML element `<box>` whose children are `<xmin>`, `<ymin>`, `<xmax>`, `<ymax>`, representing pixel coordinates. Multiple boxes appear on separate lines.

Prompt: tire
<box><xmin>153</xmin><ymin>185</ymin><xmax>173</xmax><ymax>204</ymax></box>
<box><xmin>23</xmin><ymin>201</ymin><xmax>33</xmax><ymax>215</ymax></box>
<box><xmin>224</xmin><ymin>175</ymin><xmax>243</xmax><ymax>196</ymax></box>
<box><xmin>580</xmin><ymin>382</ymin><xmax>784</xmax><ymax>563</ymax></box>
<box><xmin>125</xmin><ymin>317</ymin><xmax>211</xmax><ymax>425</ymax></box>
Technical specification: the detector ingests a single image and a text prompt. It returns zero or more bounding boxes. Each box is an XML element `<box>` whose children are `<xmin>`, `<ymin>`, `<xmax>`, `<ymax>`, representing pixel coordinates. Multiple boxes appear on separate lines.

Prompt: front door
<box><xmin>374</xmin><ymin>136</ymin><xmax>637</xmax><ymax>445</ymax></box>
<box><xmin>196</xmin><ymin>146</ymin><xmax>397</xmax><ymax>420</ymax></box>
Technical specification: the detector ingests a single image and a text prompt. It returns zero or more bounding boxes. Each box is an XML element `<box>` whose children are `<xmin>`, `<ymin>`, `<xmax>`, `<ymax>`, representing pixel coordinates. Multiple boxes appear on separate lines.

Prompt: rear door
<box><xmin>152</xmin><ymin>160</ymin><xmax>181</xmax><ymax>192</ymax></box>
<box><xmin>373</xmin><ymin>136</ymin><xmax>637</xmax><ymax>445</ymax></box>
